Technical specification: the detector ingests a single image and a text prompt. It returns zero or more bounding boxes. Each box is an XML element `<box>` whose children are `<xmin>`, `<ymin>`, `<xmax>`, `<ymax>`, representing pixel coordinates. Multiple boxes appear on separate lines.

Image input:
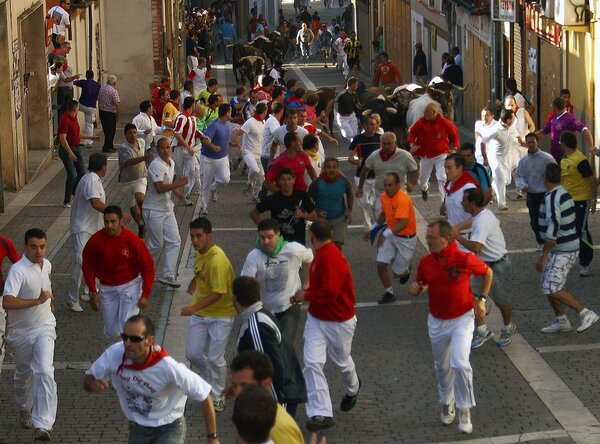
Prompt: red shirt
<box><xmin>152</xmin><ymin>98</ymin><xmax>166</xmax><ymax>126</ymax></box>
<box><xmin>372</xmin><ymin>61</ymin><xmax>402</xmax><ymax>85</ymax></box>
<box><xmin>416</xmin><ymin>241</ymin><xmax>488</xmax><ymax>320</ymax></box>
<box><xmin>57</xmin><ymin>112</ymin><xmax>81</xmax><ymax>147</ymax></box>
<box><xmin>408</xmin><ymin>114</ymin><xmax>459</xmax><ymax>158</ymax></box>
<box><xmin>265</xmin><ymin>151</ymin><xmax>314</xmax><ymax>191</ymax></box>
<box><xmin>82</xmin><ymin>228</ymin><xmax>155</xmax><ymax>299</ymax></box>
<box><xmin>305</xmin><ymin>242</ymin><xmax>355</xmax><ymax>322</ymax></box>
<box><xmin>0</xmin><ymin>234</ymin><xmax>20</xmax><ymax>291</ymax></box>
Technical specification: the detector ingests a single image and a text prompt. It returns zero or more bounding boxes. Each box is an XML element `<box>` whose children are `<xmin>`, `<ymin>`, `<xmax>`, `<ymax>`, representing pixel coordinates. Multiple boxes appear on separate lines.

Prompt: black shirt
<box><xmin>442</xmin><ymin>64</ymin><xmax>463</xmax><ymax>86</ymax></box>
<box><xmin>413</xmin><ymin>50</ymin><xmax>428</xmax><ymax>76</ymax></box>
<box><xmin>337</xmin><ymin>91</ymin><xmax>357</xmax><ymax>115</ymax></box>
<box><xmin>348</xmin><ymin>133</ymin><xmax>381</xmax><ymax>178</ymax></box>
<box><xmin>255</xmin><ymin>190</ymin><xmax>315</xmax><ymax>245</ymax></box>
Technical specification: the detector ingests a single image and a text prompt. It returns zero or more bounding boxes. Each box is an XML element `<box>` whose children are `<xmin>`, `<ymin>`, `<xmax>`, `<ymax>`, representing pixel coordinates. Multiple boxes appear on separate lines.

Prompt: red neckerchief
<box><xmin>253</xmin><ymin>113</ymin><xmax>265</xmax><ymax>122</ymax></box>
<box><xmin>288</xmin><ymin>96</ymin><xmax>303</xmax><ymax>106</ymax></box>
<box><xmin>303</xmin><ymin>123</ymin><xmax>317</xmax><ymax>134</ymax></box>
<box><xmin>444</xmin><ymin>172</ymin><xmax>480</xmax><ymax>195</ymax></box>
<box><xmin>320</xmin><ymin>171</ymin><xmax>340</xmax><ymax>183</ymax></box>
<box><xmin>117</xmin><ymin>344</ymin><xmax>169</xmax><ymax>374</ymax></box>
<box><xmin>379</xmin><ymin>148</ymin><xmax>396</xmax><ymax>161</ymax></box>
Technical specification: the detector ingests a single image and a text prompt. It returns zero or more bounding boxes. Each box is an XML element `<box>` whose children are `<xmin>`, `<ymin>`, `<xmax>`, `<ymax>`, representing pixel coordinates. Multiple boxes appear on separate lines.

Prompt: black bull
<box><xmin>231</xmin><ymin>44</ymin><xmax>264</xmax><ymax>84</ymax></box>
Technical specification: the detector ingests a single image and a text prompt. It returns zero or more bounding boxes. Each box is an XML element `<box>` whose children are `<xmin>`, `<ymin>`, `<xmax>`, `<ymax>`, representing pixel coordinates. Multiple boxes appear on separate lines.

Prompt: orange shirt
<box><xmin>381</xmin><ymin>189</ymin><xmax>416</xmax><ymax>236</ymax></box>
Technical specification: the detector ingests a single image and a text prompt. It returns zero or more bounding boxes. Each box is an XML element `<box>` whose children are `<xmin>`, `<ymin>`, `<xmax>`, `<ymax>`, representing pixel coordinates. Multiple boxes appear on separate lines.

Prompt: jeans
<box><xmin>99</xmin><ymin>110</ymin><xmax>117</xmax><ymax>151</ymax></box>
<box><xmin>526</xmin><ymin>192</ymin><xmax>545</xmax><ymax>245</ymax></box>
<box><xmin>274</xmin><ymin>304</ymin><xmax>301</xmax><ymax>346</ymax></box>
<box><xmin>258</xmin><ymin>156</ymin><xmax>270</xmax><ymax>199</ymax></box>
<box><xmin>58</xmin><ymin>147</ymin><xmax>84</xmax><ymax>205</ymax></box>
<box><xmin>300</xmin><ymin>42</ymin><xmax>310</xmax><ymax>61</ymax></box>
<box><xmin>574</xmin><ymin>200</ymin><xmax>593</xmax><ymax>267</ymax></box>
<box><xmin>128</xmin><ymin>417</ymin><xmax>186</xmax><ymax>444</ymax></box>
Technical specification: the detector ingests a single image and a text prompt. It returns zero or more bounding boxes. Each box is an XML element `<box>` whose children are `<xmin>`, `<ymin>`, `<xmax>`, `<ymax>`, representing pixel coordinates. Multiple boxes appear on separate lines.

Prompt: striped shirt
<box><xmin>172</xmin><ymin>111</ymin><xmax>196</xmax><ymax>147</ymax></box>
<box><xmin>538</xmin><ymin>185</ymin><xmax>579</xmax><ymax>252</ymax></box>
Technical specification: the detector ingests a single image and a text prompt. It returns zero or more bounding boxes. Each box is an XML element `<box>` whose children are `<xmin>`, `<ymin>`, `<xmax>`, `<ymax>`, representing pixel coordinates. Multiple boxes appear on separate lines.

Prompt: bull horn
<box><xmin>362</xmin><ymin>110</ymin><xmax>373</xmax><ymax>116</ymax></box>
<box><xmin>385</xmin><ymin>107</ymin><xmax>397</xmax><ymax>114</ymax></box>
<box><xmin>226</xmin><ymin>43</ymin><xmax>235</xmax><ymax>48</ymax></box>
<box><xmin>247</xmin><ymin>40</ymin><xmax>255</xmax><ymax>46</ymax></box>
<box><xmin>452</xmin><ymin>83</ymin><xmax>469</xmax><ymax>92</ymax></box>
<box><xmin>385</xmin><ymin>95</ymin><xmax>395</xmax><ymax>101</ymax></box>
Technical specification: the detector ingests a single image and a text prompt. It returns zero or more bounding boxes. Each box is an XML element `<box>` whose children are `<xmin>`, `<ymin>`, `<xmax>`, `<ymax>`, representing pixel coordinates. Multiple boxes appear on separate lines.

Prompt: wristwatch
<box><xmin>478</xmin><ymin>295</ymin><xmax>488</xmax><ymax>302</ymax></box>
<box><xmin>207</xmin><ymin>432</ymin><xmax>218</xmax><ymax>439</ymax></box>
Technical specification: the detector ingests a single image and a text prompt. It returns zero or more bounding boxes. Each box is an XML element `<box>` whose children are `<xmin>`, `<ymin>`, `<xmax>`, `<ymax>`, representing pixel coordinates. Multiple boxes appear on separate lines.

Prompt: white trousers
<box><xmin>68</xmin><ymin>231</ymin><xmax>92</xmax><ymax>306</ymax></box>
<box><xmin>428</xmin><ymin>310</ymin><xmax>476</xmax><ymax>410</ymax></box>
<box><xmin>242</xmin><ymin>152</ymin><xmax>264</xmax><ymax>199</ymax></box>
<box><xmin>418</xmin><ymin>154</ymin><xmax>447</xmax><ymax>203</ymax></box>
<box><xmin>173</xmin><ymin>147</ymin><xmax>200</xmax><ymax>199</ymax></box>
<box><xmin>490</xmin><ymin>158</ymin><xmax>511</xmax><ymax>207</ymax></box>
<box><xmin>336</xmin><ymin>113</ymin><xmax>359</xmax><ymax>142</ymax></box>
<box><xmin>303</xmin><ymin>313</ymin><xmax>359</xmax><ymax>418</ymax></box>
<box><xmin>98</xmin><ymin>275</ymin><xmax>142</xmax><ymax>339</ymax></box>
<box><xmin>6</xmin><ymin>324</ymin><xmax>57</xmax><ymax>429</ymax></box>
<box><xmin>142</xmin><ymin>209</ymin><xmax>181</xmax><ymax>279</ymax></box>
<box><xmin>200</xmin><ymin>156</ymin><xmax>230</xmax><ymax>209</ymax></box>
<box><xmin>336</xmin><ymin>51</ymin><xmax>349</xmax><ymax>77</ymax></box>
<box><xmin>185</xmin><ymin>315</ymin><xmax>234</xmax><ymax>401</ymax></box>
<box><xmin>78</xmin><ymin>104</ymin><xmax>96</xmax><ymax>145</ymax></box>
<box><xmin>354</xmin><ymin>177</ymin><xmax>376</xmax><ymax>229</ymax></box>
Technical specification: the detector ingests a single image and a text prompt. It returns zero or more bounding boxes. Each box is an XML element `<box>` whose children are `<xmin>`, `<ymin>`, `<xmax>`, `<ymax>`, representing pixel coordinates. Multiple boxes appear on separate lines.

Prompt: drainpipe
<box><xmin>88</xmin><ymin>3</ymin><xmax>93</xmax><ymax>69</ymax></box>
<box><xmin>162</xmin><ymin>0</ymin><xmax>168</xmax><ymax>76</ymax></box>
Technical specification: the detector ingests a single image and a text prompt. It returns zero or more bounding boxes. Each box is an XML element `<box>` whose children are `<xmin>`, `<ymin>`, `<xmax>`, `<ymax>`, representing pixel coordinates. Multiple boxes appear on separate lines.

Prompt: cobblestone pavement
<box><xmin>1</xmin><ymin>2</ymin><xmax>600</xmax><ymax>443</ymax></box>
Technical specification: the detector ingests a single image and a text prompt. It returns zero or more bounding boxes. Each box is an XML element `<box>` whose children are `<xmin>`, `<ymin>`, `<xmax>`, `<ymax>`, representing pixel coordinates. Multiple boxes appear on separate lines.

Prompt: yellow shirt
<box><xmin>561</xmin><ymin>150</ymin><xmax>593</xmax><ymax>201</ymax></box>
<box><xmin>192</xmin><ymin>245</ymin><xmax>235</xmax><ymax>318</ymax></box>
<box><xmin>269</xmin><ymin>404</ymin><xmax>304</xmax><ymax>444</ymax></box>
<box><xmin>162</xmin><ymin>102</ymin><xmax>179</xmax><ymax>137</ymax></box>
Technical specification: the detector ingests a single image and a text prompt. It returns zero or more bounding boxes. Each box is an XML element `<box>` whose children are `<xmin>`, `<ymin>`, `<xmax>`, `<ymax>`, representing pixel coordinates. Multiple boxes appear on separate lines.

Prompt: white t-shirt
<box><xmin>3</xmin><ymin>256</ymin><xmax>55</xmax><ymax>335</ymax></box>
<box><xmin>48</xmin><ymin>5</ymin><xmax>70</xmax><ymax>36</ymax></box>
<box><xmin>143</xmin><ymin>156</ymin><xmax>175</xmax><ymax>212</ymax></box>
<box><xmin>70</xmin><ymin>172</ymin><xmax>105</xmax><ymax>235</ymax></box>
<box><xmin>469</xmin><ymin>209</ymin><xmax>507</xmax><ymax>262</ymax></box>
<box><xmin>86</xmin><ymin>342</ymin><xmax>211</xmax><ymax>427</ymax></box>
<box><xmin>241</xmin><ymin>117</ymin><xmax>265</xmax><ymax>156</ymax></box>
<box><xmin>262</xmin><ymin>115</ymin><xmax>281</xmax><ymax>158</ymax></box>
<box><xmin>474</xmin><ymin>119</ymin><xmax>501</xmax><ymax>165</ymax></box>
<box><xmin>271</xmin><ymin>125</ymin><xmax>309</xmax><ymax>158</ymax></box>
<box><xmin>241</xmin><ymin>242</ymin><xmax>313</xmax><ymax>314</ymax></box>
<box><xmin>445</xmin><ymin>182</ymin><xmax>477</xmax><ymax>226</ymax></box>
<box><xmin>364</xmin><ymin>148</ymin><xmax>418</xmax><ymax>195</ymax></box>
<box><xmin>191</xmin><ymin>67</ymin><xmax>208</xmax><ymax>96</ymax></box>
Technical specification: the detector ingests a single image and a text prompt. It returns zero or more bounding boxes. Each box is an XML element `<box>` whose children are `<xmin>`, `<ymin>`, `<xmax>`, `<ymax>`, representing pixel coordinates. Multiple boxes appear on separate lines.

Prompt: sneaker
<box><xmin>498</xmin><ymin>205</ymin><xmax>508</xmax><ymax>211</ymax></box>
<box><xmin>62</xmin><ymin>203</ymin><xmax>71</xmax><ymax>208</ymax></box>
<box><xmin>457</xmin><ymin>409</ymin><xmax>473</xmax><ymax>434</ymax></box>
<box><xmin>580</xmin><ymin>266</ymin><xmax>591</xmax><ymax>277</ymax></box>
<box><xmin>536</xmin><ymin>243</ymin><xmax>544</xmax><ymax>252</ymax></box>
<box><xmin>68</xmin><ymin>301</ymin><xmax>84</xmax><ymax>312</ymax></box>
<box><xmin>250</xmin><ymin>196</ymin><xmax>260</xmax><ymax>204</ymax></box>
<box><xmin>19</xmin><ymin>409</ymin><xmax>32</xmax><ymax>429</ymax></box>
<box><xmin>496</xmin><ymin>323</ymin><xmax>517</xmax><ymax>346</ymax></box>
<box><xmin>211</xmin><ymin>190</ymin><xmax>218</xmax><ymax>202</ymax></box>
<box><xmin>34</xmin><ymin>428</ymin><xmax>51</xmax><ymax>441</ymax></box>
<box><xmin>577</xmin><ymin>310</ymin><xmax>599</xmax><ymax>333</ymax></box>
<box><xmin>183</xmin><ymin>198</ymin><xmax>193</xmax><ymax>207</ymax></box>
<box><xmin>471</xmin><ymin>329</ymin><xmax>494</xmax><ymax>349</ymax></box>
<box><xmin>421</xmin><ymin>189</ymin><xmax>428</xmax><ymax>201</ymax></box>
<box><xmin>440</xmin><ymin>402</ymin><xmax>455</xmax><ymax>425</ymax></box>
<box><xmin>340</xmin><ymin>378</ymin><xmax>361</xmax><ymax>412</ymax></box>
<box><xmin>79</xmin><ymin>291</ymin><xmax>91</xmax><ymax>302</ymax></box>
<box><xmin>158</xmin><ymin>276</ymin><xmax>181</xmax><ymax>289</ymax></box>
<box><xmin>138</xmin><ymin>224</ymin><xmax>146</xmax><ymax>238</ymax></box>
<box><xmin>378</xmin><ymin>292</ymin><xmax>395</xmax><ymax>305</ymax></box>
<box><xmin>199</xmin><ymin>207</ymin><xmax>208</xmax><ymax>216</ymax></box>
<box><xmin>398</xmin><ymin>266</ymin><xmax>411</xmax><ymax>285</ymax></box>
<box><xmin>516</xmin><ymin>190</ymin><xmax>524</xmax><ymax>200</ymax></box>
<box><xmin>213</xmin><ymin>399</ymin><xmax>225</xmax><ymax>412</ymax></box>
<box><xmin>306</xmin><ymin>416</ymin><xmax>335</xmax><ymax>432</ymax></box>
<box><xmin>541</xmin><ymin>318</ymin><xmax>573</xmax><ymax>334</ymax></box>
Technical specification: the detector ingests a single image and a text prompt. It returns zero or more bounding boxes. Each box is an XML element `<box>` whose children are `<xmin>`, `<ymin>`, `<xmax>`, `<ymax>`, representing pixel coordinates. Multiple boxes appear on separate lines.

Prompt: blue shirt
<box><xmin>309</xmin><ymin>176</ymin><xmax>350</xmax><ymax>220</ymax></box>
<box><xmin>465</xmin><ymin>162</ymin><xmax>491</xmax><ymax>190</ymax></box>
<box><xmin>73</xmin><ymin>79</ymin><xmax>101</xmax><ymax>108</ymax></box>
<box><xmin>220</xmin><ymin>22</ymin><xmax>236</xmax><ymax>40</ymax></box>
<box><xmin>201</xmin><ymin>119</ymin><xmax>231</xmax><ymax>159</ymax></box>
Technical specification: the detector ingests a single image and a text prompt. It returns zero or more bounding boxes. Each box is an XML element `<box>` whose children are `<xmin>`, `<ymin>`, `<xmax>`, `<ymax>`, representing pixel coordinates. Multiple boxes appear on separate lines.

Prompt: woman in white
<box><xmin>481</xmin><ymin>109</ymin><xmax>522</xmax><ymax>210</ymax></box>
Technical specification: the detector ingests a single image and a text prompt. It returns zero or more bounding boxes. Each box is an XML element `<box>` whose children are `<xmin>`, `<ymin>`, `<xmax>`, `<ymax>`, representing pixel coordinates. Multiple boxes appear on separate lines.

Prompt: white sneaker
<box><xmin>68</xmin><ymin>302</ymin><xmax>84</xmax><ymax>312</ymax></box>
<box><xmin>577</xmin><ymin>310</ymin><xmax>599</xmax><ymax>333</ymax></box>
<box><xmin>580</xmin><ymin>266</ymin><xmax>591</xmax><ymax>277</ymax></box>
<box><xmin>541</xmin><ymin>318</ymin><xmax>573</xmax><ymax>334</ymax></box>
<box><xmin>457</xmin><ymin>409</ymin><xmax>473</xmax><ymax>434</ymax></box>
<box><xmin>158</xmin><ymin>276</ymin><xmax>181</xmax><ymax>289</ymax></box>
<box><xmin>440</xmin><ymin>402</ymin><xmax>455</xmax><ymax>425</ymax></box>
<box><xmin>536</xmin><ymin>244</ymin><xmax>544</xmax><ymax>252</ymax></box>
<box><xmin>80</xmin><ymin>289</ymin><xmax>90</xmax><ymax>302</ymax></box>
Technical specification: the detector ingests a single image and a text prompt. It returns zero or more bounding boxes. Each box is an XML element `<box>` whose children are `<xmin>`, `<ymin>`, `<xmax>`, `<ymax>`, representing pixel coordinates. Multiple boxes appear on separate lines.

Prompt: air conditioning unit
<box><xmin>541</xmin><ymin>0</ymin><xmax>554</xmax><ymax>18</ymax></box>
<box><xmin>556</xmin><ymin>0</ymin><xmax>587</xmax><ymax>25</ymax></box>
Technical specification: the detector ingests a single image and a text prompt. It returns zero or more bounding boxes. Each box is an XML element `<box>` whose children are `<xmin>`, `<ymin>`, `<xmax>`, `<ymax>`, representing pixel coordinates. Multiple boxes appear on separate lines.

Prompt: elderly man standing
<box><xmin>409</xmin><ymin>102</ymin><xmax>460</xmax><ymax>203</ymax></box>
<box><xmin>410</xmin><ymin>220</ymin><xmax>492</xmax><ymax>435</ymax></box>
<box><xmin>98</xmin><ymin>74</ymin><xmax>121</xmax><ymax>153</ymax></box>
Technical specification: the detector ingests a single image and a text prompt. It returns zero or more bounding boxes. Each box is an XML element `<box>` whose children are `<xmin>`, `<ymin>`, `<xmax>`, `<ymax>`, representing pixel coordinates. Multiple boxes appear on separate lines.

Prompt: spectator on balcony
<box><xmin>47</xmin><ymin>0</ymin><xmax>70</xmax><ymax>49</ymax></box>
<box><xmin>98</xmin><ymin>75</ymin><xmax>121</xmax><ymax>153</ymax></box>
<box><xmin>74</xmin><ymin>70</ymin><xmax>101</xmax><ymax>145</ymax></box>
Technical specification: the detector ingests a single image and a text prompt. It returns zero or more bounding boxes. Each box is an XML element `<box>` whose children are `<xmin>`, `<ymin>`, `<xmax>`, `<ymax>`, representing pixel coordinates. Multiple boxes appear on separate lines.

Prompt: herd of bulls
<box><xmin>227</xmin><ymin>34</ymin><xmax>467</xmax><ymax>144</ymax></box>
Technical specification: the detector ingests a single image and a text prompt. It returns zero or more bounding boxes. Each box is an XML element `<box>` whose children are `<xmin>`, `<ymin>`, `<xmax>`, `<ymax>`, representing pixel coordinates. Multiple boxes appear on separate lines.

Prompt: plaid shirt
<box><xmin>98</xmin><ymin>84</ymin><xmax>120</xmax><ymax>113</ymax></box>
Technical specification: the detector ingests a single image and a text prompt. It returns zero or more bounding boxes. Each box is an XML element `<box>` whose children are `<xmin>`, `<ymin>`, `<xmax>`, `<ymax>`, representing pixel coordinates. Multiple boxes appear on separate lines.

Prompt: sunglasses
<box><xmin>120</xmin><ymin>333</ymin><xmax>146</xmax><ymax>343</ymax></box>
